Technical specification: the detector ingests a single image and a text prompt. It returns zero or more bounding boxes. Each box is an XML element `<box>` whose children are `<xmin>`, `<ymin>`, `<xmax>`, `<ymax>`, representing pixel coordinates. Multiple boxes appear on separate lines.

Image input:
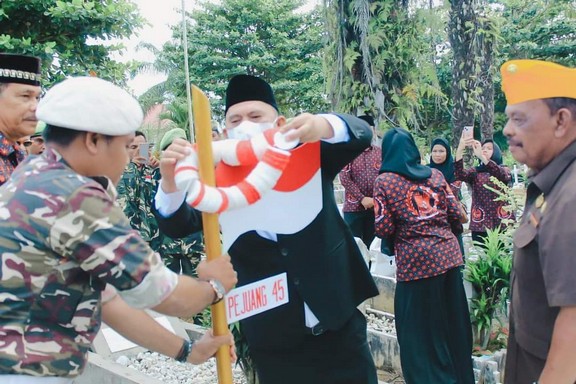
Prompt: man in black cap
<box><xmin>0</xmin><ymin>53</ymin><xmax>42</xmax><ymax>185</ymax></box>
<box><xmin>154</xmin><ymin>74</ymin><xmax>379</xmax><ymax>384</ymax></box>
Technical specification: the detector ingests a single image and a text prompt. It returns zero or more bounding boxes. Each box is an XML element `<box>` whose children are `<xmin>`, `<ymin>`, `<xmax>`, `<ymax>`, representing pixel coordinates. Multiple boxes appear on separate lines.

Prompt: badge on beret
<box><xmin>506</xmin><ymin>63</ymin><xmax>518</xmax><ymax>73</ymax></box>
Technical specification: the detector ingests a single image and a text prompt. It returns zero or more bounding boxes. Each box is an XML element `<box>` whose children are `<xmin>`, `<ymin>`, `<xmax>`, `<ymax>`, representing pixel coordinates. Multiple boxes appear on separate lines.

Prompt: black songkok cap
<box><xmin>225</xmin><ymin>74</ymin><xmax>278</xmax><ymax>114</ymax></box>
<box><xmin>0</xmin><ymin>53</ymin><xmax>42</xmax><ymax>86</ymax></box>
<box><xmin>358</xmin><ymin>115</ymin><xmax>375</xmax><ymax>127</ymax></box>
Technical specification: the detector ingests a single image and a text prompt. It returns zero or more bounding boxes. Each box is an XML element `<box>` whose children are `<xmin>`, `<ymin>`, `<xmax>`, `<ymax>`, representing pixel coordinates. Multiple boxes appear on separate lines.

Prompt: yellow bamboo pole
<box><xmin>192</xmin><ymin>85</ymin><xmax>233</xmax><ymax>384</ymax></box>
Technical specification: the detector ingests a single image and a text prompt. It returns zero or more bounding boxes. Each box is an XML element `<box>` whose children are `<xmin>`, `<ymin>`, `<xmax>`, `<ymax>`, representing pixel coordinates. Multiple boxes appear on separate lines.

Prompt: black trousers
<box><xmin>395</xmin><ymin>267</ymin><xmax>475</xmax><ymax>384</ymax></box>
<box><xmin>504</xmin><ymin>327</ymin><xmax>545</xmax><ymax>384</ymax></box>
<box><xmin>344</xmin><ymin>210</ymin><xmax>376</xmax><ymax>248</ymax></box>
<box><xmin>249</xmin><ymin>309</ymin><xmax>378</xmax><ymax>384</ymax></box>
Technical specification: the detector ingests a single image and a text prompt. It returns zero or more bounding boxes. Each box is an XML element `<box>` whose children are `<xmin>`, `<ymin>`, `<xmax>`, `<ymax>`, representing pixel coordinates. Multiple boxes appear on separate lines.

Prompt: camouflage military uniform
<box><xmin>117</xmin><ymin>162</ymin><xmax>203</xmax><ymax>276</ymax></box>
<box><xmin>0</xmin><ymin>148</ymin><xmax>177</xmax><ymax>378</ymax></box>
<box><xmin>0</xmin><ymin>132</ymin><xmax>25</xmax><ymax>186</ymax></box>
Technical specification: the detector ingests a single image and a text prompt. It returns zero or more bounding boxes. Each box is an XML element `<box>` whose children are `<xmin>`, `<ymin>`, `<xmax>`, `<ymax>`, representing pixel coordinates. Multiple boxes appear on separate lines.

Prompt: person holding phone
<box><xmin>117</xmin><ymin>128</ymin><xmax>204</xmax><ymax>277</ymax></box>
<box><xmin>117</xmin><ymin>131</ymin><xmax>163</xmax><ymax>255</ymax></box>
<box><xmin>455</xmin><ymin>131</ymin><xmax>514</xmax><ymax>244</ymax></box>
<box><xmin>125</xmin><ymin>131</ymin><xmax>158</xmax><ymax>167</ymax></box>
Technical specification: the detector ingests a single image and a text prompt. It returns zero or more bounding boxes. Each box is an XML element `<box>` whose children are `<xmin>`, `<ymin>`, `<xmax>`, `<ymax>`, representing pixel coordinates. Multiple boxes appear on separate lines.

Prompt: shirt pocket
<box><xmin>29</xmin><ymin>284</ymin><xmax>84</xmax><ymax>325</ymax></box>
<box><xmin>513</xmin><ymin>220</ymin><xmax>537</xmax><ymax>249</ymax></box>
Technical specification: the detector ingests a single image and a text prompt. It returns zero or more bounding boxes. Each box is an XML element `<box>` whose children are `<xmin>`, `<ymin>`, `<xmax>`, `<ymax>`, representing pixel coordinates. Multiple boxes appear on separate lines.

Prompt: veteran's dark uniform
<box><xmin>506</xmin><ymin>140</ymin><xmax>576</xmax><ymax>383</ymax></box>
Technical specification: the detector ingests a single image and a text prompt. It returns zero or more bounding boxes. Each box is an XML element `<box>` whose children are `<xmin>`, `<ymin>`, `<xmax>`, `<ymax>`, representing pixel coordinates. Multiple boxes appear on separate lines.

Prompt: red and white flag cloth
<box><xmin>217</xmin><ymin>130</ymin><xmax>322</xmax><ymax>251</ymax></box>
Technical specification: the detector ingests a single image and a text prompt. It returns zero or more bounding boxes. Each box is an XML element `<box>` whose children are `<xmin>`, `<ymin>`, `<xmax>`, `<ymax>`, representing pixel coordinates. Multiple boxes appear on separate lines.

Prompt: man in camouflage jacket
<box><xmin>117</xmin><ymin>131</ymin><xmax>203</xmax><ymax>276</ymax></box>
<box><xmin>0</xmin><ymin>77</ymin><xmax>236</xmax><ymax>382</ymax></box>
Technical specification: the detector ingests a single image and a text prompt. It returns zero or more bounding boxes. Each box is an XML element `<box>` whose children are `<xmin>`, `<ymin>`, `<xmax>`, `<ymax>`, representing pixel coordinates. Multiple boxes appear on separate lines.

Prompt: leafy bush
<box><xmin>465</xmin><ymin>227</ymin><xmax>512</xmax><ymax>349</ymax></box>
<box><xmin>465</xmin><ymin>176</ymin><xmax>522</xmax><ymax>351</ymax></box>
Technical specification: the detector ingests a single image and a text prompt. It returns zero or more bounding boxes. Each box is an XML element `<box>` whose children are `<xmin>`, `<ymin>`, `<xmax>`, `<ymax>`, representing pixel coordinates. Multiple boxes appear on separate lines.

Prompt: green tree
<box><xmin>498</xmin><ymin>0</ymin><xmax>576</xmax><ymax>66</ymax></box>
<box><xmin>0</xmin><ymin>0</ymin><xmax>144</xmax><ymax>86</ymax></box>
<box><xmin>140</xmin><ymin>0</ymin><xmax>329</xmax><ymax>121</ymax></box>
<box><xmin>479</xmin><ymin>0</ymin><xmax>576</xmax><ymax>150</ymax></box>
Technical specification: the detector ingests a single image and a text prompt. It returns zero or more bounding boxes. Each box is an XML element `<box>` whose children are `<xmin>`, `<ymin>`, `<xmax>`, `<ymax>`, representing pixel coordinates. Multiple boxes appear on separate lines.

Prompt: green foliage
<box><xmin>231</xmin><ymin>322</ymin><xmax>259</xmax><ymax>384</ymax></box>
<box><xmin>195</xmin><ymin>307</ymin><xmax>213</xmax><ymax>328</ymax></box>
<box><xmin>140</xmin><ymin>0</ymin><xmax>329</xmax><ymax>121</ymax></box>
<box><xmin>465</xmin><ymin>226</ymin><xmax>513</xmax><ymax>350</ymax></box>
<box><xmin>324</xmin><ymin>0</ymin><xmax>447</xmax><ymax>133</ymax></box>
<box><xmin>466</xmin><ymin>177</ymin><xmax>524</xmax><ymax>351</ymax></box>
<box><xmin>493</xmin><ymin>0</ymin><xmax>576</xmax><ymax>115</ymax></box>
<box><xmin>0</xmin><ymin>0</ymin><xmax>144</xmax><ymax>87</ymax></box>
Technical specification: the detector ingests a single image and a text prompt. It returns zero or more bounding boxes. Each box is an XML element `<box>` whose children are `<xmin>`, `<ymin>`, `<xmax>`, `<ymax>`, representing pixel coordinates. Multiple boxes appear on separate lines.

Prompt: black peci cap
<box><xmin>0</xmin><ymin>53</ymin><xmax>41</xmax><ymax>86</ymax></box>
<box><xmin>225</xmin><ymin>74</ymin><xmax>278</xmax><ymax>114</ymax></box>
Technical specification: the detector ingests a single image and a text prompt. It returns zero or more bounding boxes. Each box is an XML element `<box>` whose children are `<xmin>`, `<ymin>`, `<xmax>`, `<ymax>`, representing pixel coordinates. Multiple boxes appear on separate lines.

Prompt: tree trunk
<box><xmin>448</xmin><ymin>0</ymin><xmax>478</xmax><ymax>148</ymax></box>
<box><xmin>478</xmin><ymin>15</ymin><xmax>496</xmax><ymax>141</ymax></box>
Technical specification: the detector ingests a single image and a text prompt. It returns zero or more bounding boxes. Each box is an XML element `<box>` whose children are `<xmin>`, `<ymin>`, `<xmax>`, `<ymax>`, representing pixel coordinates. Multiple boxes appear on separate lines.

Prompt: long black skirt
<box><xmin>395</xmin><ymin>267</ymin><xmax>475</xmax><ymax>384</ymax></box>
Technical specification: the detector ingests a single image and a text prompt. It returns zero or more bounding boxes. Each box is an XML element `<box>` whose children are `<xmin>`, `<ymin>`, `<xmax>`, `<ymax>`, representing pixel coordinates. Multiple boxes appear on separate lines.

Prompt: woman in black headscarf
<box><xmin>429</xmin><ymin>137</ymin><xmax>457</xmax><ymax>189</ymax></box>
<box><xmin>374</xmin><ymin>128</ymin><xmax>474</xmax><ymax>384</ymax></box>
<box><xmin>455</xmin><ymin>135</ymin><xmax>514</xmax><ymax>245</ymax></box>
<box><xmin>429</xmin><ymin>137</ymin><xmax>467</xmax><ymax>255</ymax></box>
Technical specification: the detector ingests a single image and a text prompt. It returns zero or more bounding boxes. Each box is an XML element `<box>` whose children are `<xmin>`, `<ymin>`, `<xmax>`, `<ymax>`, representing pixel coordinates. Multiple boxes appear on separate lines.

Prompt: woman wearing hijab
<box><xmin>429</xmin><ymin>138</ymin><xmax>460</xmax><ymax>196</ymax></box>
<box><xmin>429</xmin><ymin>138</ymin><xmax>467</xmax><ymax>255</ymax></box>
<box><xmin>374</xmin><ymin>128</ymin><xmax>474</xmax><ymax>384</ymax></box>
<box><xmin>455</xmin><ymin>134</ymin><xmax>513</xmax><ymax>244</ymax></box>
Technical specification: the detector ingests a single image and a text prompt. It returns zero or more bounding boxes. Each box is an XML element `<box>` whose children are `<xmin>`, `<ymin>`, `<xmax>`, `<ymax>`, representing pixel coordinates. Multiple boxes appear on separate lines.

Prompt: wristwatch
<box><xmin>175</xmin><ymin>339</ymin><xmax>193</xmax><ymax>363</ymax></box>
<box><xmin>208</xmin><ymin>279</ymin><xmax>225</xmax><ymax>304</ymax></box>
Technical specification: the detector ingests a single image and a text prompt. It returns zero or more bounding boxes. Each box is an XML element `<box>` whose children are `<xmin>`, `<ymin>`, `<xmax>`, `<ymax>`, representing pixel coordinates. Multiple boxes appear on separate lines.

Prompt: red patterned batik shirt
<box><xmin>339</xmin><ymin>145</ymin><xmax>382</xmax><ymax>212</ymax></box>
<box><xmin>0</xmin><ymin>132</ymin><xmax>25</xmax><ymax>186</ymax></box>
<box><xmin>374</xmin><ymin>169</ymin><xmax>463</xmax><ymax>282</ymax></box>
<box><xmin>454</xmin><ymin>159</ymin><xmax>514</xmax><ymax>233</ymax></box>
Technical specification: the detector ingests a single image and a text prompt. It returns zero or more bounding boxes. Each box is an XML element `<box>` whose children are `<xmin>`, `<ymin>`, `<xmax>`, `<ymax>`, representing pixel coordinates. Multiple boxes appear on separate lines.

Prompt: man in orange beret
<box><xmin>501</xmin><ymin>59</ymin><xmax>576</xmax><ymax>384</ymax></box>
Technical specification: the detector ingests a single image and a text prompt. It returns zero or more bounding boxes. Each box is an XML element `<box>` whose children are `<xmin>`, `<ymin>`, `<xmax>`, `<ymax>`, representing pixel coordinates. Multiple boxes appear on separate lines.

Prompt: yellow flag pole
<box><xmin>192</xmin><ymin>85</ymin><xmax>233</xmax><ymax>384</ymax></box>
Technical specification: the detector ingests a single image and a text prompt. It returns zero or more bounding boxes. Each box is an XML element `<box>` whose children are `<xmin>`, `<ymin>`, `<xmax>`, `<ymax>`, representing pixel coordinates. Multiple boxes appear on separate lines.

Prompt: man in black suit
<box><xmin>154</xmin><ymin>75</ymin><xmax>379</xmax><ymax>384</ymax></box>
